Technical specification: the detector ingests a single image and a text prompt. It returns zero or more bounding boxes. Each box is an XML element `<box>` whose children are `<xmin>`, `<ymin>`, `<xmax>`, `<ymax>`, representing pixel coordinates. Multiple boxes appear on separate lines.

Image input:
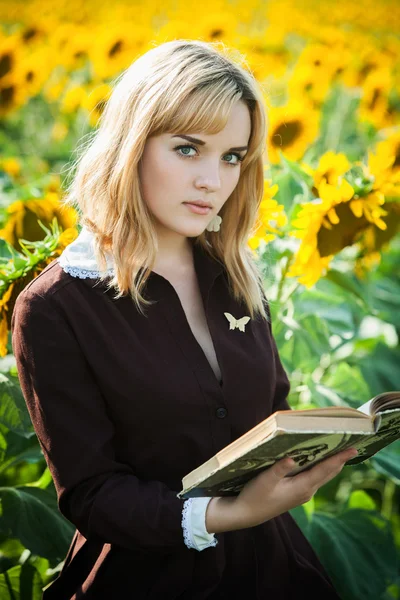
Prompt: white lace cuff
<box><xmin>181</xmin><ymin>497</ymin><xmax>218</xmax><ymax>551</ymax></box>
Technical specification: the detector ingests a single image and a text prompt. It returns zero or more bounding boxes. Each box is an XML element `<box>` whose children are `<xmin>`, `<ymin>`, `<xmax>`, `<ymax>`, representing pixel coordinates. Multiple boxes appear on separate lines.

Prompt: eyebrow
<box><xmin>171</xmin><ymin>134</ymin><xmax>248</xmax><ymax>152</ymax></box>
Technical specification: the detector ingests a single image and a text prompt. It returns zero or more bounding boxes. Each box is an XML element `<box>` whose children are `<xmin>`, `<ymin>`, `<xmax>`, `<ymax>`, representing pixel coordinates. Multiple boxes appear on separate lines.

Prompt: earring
<box><xmin>206</xmin><ymin>215</ymin><xmax>222</xmax><ymax>232</ymax></box>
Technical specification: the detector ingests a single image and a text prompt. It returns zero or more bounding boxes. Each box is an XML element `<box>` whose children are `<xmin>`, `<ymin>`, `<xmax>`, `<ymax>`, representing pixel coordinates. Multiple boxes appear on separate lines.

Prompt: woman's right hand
<box><xmin>205</xmin><ymin>447</ymin><xmax>359</xmax><ymax>534</ymax></box>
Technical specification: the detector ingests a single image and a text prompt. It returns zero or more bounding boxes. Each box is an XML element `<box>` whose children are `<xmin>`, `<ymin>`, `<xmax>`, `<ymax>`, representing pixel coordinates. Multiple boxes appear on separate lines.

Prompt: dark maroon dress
<box><xmin>11</xmin><ymin>241</ymin><xmax>341</xmax><ymax>599</ymax></box>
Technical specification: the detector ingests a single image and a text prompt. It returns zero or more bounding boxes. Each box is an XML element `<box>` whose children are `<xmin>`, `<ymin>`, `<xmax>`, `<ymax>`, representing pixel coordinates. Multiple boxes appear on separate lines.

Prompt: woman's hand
<box><xmin>205</xmin><ymin>447</ymin><xmax>358</xmax><ymax>534</ymax></box>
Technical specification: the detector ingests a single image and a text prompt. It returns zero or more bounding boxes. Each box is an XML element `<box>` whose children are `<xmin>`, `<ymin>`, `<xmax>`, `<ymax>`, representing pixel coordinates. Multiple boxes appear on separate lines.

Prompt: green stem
<box><xmin>276</xmin><ymin>254</ymin><xmax>294</xmax><ymax>305</ymax></box>
<box><xmin>325</xmin><ymin>88</ymin><xmax>354</xmax><ymax>152</ymax></box>
<box><xmin>4</xmin><ymin>570</ymin><xmax>17</xmax><ymax>600</ymax></box>
<box><xmin>381</xmin><ymin>478</ymin><xmax>396</xmax><ymax>520</ymax></box>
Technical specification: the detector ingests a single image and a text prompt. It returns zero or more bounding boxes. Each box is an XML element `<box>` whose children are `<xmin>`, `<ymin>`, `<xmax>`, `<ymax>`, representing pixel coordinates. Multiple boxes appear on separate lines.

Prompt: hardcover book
<box><xmin>178</xmin><ymin>391</ymin><xmax>400</xmax><ymax>499</ymax></box>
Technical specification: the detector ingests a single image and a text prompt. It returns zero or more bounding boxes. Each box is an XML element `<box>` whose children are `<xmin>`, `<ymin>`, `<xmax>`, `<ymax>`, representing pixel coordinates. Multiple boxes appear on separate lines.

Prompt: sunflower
<box><xmin>296</xmin><ymin>42</ymin><xmax>351</xmax><ymax>84</ymax></box>
<box><xmin>341</xmin><ymin>43</ymin><xmax>394</xmax><ymax>89</ymax></box>
<box><xmin>368</xmin><ymin>132</ymin><xmax>400</xmax><ymax>197</ymax></box>
<box><xmin>196</xmin><ymin>11</ymin><xmax>238</xmax><ymax>43</ymax></box>
<box><xmin>12</xmin><ymin>45</ymin><xmax>51</xmax><ymax>99</ymax></box>
<box><xmin>287</xmin><ymin>151</ymin><xmax>392</xmax><ymax>287</ymax></box>
<box><xmin>301</xmin><ymin>150</ymin><xmax>351</xmax><ymax>194</ymax></box>
<box><xmin>0</xmin><ymin>33</ymin><xmax>21</xmax><ymax>81</ymax></box>
<box><xmin>0</xmin><ymin>283</ymin><xmax>14</xmax><ymax>357</ymax></box>
<box><xmin>351</xmin><ymin>136</ymin><xmax>400</xmax><ymax>276</ymax></box>
<box><xmin>0</xmin><ymin>225</ymin><xmax>79</xmax><ymax>357</ymax></box>
<box><xmin>60</xmin><ymin>84</ymin><xmax>87</xmax><ymax>114</ymax></box>
<box><xmin>82</xmin><ymin>83</ymin><xmax>112</xmax><ymax>128</ymax></box>
<box><xmin>358</xmin><ymin>68</ymin><xmax>394</xmax><ymax>129</ymax></box>
<box><xmin>0</xmin><ymin>157</ymin><xmax>21</xmax><ymax>178</ymax></box>
<box><xmin>241</xmin><ymin>36</ymin><xmax>289</xmax><ymax>81</ymax></box>
<box><xmin>248</xmin><ymin>179</ymin><xmax>287</xmax><ymax>251</ymax></box>
<box><xmin>288</xmin><ymin>63</ymin><xmax>332</xmax><ymax>109</ymax></box>
<box><xmin>266</xmin><ymin>100</ymin><xmax>320</xmax><ymax>165</ymax></box>
<box><xmin>0</xmin><ymin>194</ymin><xmax>78</xmax><ymax>252</ymax></box>
<box><xmin>354</xmin><ymin>201</ymin><xmax>400</xmax><ymax>279</ymax></box>
<box><xmin>0</xmin><ymin>70</ymin><xmax>28</xmax><ymax>117</ymax></box>
<box><xmin>91</xmin><ymin>25</ymin><xmax>152</xmax><ymax>81</ymax></box>
<box><xmin>57</xmin><ymin>24</ymin><xmax>91</xmax><ymax>72</ymax></box>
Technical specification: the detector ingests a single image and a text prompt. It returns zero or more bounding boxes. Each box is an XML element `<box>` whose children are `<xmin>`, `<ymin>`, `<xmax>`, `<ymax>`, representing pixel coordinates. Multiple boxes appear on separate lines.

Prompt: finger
<box><xmin>292</xmin><ymin>448</ymin><xmax>357</xmax><ymax>489</ymax></box>
<box><xmin>269</xmin><ymin>457</ymin><xmax>296</xmax><ymax>484</ymax></box>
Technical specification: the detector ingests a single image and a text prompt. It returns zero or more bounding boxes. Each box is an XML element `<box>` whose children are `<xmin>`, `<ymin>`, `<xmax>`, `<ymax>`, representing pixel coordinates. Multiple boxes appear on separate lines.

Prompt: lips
<box><xmin>184</xmin><ymin>203</ymin><xmax>212</xmax><ymax>215</ymax></box>
<box><xmin>184</xmin><ymin>201</ymin><xmax>213</xmax><ymax>208</ymax></box>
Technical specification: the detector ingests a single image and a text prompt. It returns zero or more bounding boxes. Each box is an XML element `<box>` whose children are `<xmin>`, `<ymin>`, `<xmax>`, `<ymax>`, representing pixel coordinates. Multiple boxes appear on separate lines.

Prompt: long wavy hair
<box><xmin>61</xmin><ymin>39</ymin><xmax>270</xmax><ymax>320</ymax></box>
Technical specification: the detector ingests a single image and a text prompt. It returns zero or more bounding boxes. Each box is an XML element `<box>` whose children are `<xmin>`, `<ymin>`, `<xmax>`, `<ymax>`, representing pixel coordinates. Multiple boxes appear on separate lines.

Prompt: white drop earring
<box><xmin>206</xmin><ymin>215</ymin><xmax>222</xmax><ymax>232</ymax></box>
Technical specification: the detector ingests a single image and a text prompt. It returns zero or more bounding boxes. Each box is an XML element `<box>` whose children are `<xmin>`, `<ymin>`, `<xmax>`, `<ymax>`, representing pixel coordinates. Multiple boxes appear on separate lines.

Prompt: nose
<box><xmin>194</xmin><ymin>161</ymin><xmax>222</xmax><ymax>192</ymax></box>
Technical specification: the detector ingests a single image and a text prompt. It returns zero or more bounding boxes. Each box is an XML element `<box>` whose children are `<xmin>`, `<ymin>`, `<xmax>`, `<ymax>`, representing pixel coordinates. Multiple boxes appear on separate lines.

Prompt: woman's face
<box><xmin>138</xmin><ymin>99</ymin><xmax>252</xmax><ymax>240</ymax></box>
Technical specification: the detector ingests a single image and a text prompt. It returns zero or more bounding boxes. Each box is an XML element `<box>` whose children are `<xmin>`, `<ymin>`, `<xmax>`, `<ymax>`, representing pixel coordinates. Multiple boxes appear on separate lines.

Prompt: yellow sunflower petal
<box><xmin>349</xmin><ymin>199</ymin><xmax>363</xmax><ymax>218</ymax></box>
<box><xmin>328</xmin><ymin>207</ymin><xmax>340</xmax><ymax>224</ymax></box>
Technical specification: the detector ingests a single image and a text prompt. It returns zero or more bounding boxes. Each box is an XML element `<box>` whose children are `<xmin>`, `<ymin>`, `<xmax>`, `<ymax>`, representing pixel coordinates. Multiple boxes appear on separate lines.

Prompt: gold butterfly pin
<box><xmin>224</xmin><ymin>312</ymin><xmax>251</xmax><ymax>332</ymax></box>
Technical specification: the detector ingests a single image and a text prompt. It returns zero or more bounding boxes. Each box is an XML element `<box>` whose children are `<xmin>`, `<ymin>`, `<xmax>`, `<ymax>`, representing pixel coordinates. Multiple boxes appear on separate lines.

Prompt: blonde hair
<box><xmin>61</xmin><ymin>39</ymin><xmax>270</xmax><ymax>320</ymax></box>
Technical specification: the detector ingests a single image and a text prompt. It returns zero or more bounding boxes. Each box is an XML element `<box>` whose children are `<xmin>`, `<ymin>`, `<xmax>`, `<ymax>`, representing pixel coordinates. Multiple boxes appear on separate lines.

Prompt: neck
<box><xmin>152</xmin><ymin>232</ymin><xmax>196</xmax><ymax>277</ymax></box>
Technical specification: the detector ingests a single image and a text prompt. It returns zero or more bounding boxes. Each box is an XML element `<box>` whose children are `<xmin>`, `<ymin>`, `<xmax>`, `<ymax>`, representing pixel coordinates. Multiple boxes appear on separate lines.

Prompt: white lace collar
<box><xmin>57</xmin><ymin>226</ymin><xmax>115</xmax><ymax>279</ymax></box>
<box><xmin>58</xmin><ymin>226</ymin><xmax>224</xmax><ymax>284</ymax></box>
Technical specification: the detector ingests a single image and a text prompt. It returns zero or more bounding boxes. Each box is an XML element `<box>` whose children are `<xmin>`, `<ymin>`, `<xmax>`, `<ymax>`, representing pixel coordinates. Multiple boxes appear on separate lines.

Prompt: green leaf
<box><xmin>0</xmin><ymin>564</ymin><xmax>43</xmax><ymax>600</ymax></box>
<box><xmin>360</xmin><ymin>343</ymin><xmax>400</xmax><ymax>396</ymax></box>
<box><xmin>0</xmin><ymin>444</ymin><xmax>44</xmax><ymax>477</ymax></box>
<box><xmin>277</xmin><ymin>315</ymin><xmax>330</xmax><ymax>372</ymax></box>
<box><xmin>0</xmin><ymin>374</ymin><xmax>34</xmax><ymax>438</ymax></box>
<box><xmin>347</xmin><ymin>490</ymin><xmax>377</xmax><ymax>511</ymax></box>
<box><xmin>273</xmin><ymin>170</ymin><xmax>304</xmax><ymax>218</ymax></box>
<box><xmin>0</xmin><ymin>239</ymin><xmax>23</xmax><ymax>262</ymax></box>
<box><xmin>289</xmin><ymin>504</ymin><xmax>310</xmax><ymax>536</ymax></box>
<box><xmin>310</xmin><ymin>383</ymin><xmax>350</xmax><ymax>408</ymax></box>
<box><xmin>294</xmin><ymin>289</ymin><xmax>358</xmax><ymax>335</ymax></box>
<box><xmin>325</xmin><ymin>268</ymin><xmax>371</xmax><ymax>310</ymax></box>
<box><xmin>381</xmin><ymin>574</ymin><xmax>400</xmax><ymax>599</ymax></box>
<box><xmin>26</xmin><ymin>466</ymin><xmax>53</xmax><ymax>489</ymax></box>
<box><xmin>370</xmin><ymin>441</ymin><xmax>400</xmax><ymax>484</ymax></box>
<box><xmin>0</xmin><ymin>486</ymin><xmax>74</xmax><ymax>560</ymax></box>
<box><xmin>367</xmin><ymin>277</ymin><xmax>400</xmax><ymax>329</ymax></box>
<box><xmin>279</xmin><ymin>152</ymin><xmax>314</xmax><ymax>189</ymax></box>
<box><xmin>322</xmin><ymin>363</ymin><xmax>371</xmax><ymax>408</ymax></box>
<box><xmin>303</xmin><ymin>509</ymin><xmax>398</xmax><ymax>600</ymax></box>
<box><xmin>0</xmin><ymin>430</ymin><xmax>7</xmax><ymax>464</ymax></box>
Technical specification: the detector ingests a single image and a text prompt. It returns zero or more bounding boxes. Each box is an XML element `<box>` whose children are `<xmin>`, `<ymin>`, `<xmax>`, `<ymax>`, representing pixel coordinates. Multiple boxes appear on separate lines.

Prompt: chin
<box><xmin>180</xmin><ymin>227</ymin><xmax>208</xmax><ymax>238</ymax></box>
<box><xmin>154</xmin><ymin>216</ymin><xmax>210</xmax><ymax>239</ymax></box>
<box><xmin>168</xmin><ymin>221</ymin><xmax>209</xmax><ymax>238</ymax></box>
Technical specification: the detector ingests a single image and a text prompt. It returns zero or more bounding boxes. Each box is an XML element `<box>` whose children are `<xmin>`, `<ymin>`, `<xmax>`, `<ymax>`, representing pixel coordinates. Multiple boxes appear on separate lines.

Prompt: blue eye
<box><xmin>173</xmin><ymin>144</ymin><xmax>244</xmax><ymax>166</ymax></box>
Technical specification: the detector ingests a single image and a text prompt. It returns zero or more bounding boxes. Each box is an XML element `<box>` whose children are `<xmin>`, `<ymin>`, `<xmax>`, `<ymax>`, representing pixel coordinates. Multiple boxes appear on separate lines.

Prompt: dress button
<box><xmin>216</xmin><ymin>407</ymin><xmax>228</xmax><ymax>419</ymax></box>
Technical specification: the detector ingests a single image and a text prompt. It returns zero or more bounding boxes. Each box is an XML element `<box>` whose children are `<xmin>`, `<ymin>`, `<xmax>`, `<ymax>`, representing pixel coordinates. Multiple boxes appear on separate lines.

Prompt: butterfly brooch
<box><xmin>224</xmin><ymin>312</ymin><xmax>251</xmax><ymax>332</ymax></box>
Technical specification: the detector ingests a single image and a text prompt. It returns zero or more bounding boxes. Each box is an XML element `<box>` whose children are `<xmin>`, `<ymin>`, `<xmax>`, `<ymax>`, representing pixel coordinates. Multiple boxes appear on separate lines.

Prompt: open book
<box><xmin>178</xmin><ymin>391</ymin><xmax>400</xmax><ymax>499</ymax></box>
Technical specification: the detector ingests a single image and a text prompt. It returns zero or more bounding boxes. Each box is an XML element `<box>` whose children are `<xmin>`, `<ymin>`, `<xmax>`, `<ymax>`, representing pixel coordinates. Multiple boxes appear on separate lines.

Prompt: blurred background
<box><xmin>0</xmin><ymin>1</ymin><xmax>399</xmax><ymax>598</ymax></box>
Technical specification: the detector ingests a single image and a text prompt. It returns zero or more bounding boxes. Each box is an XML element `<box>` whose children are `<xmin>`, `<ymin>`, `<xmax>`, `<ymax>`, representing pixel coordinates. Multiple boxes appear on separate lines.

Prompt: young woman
<box><xmin>11</xmin><ymin>39</ymin><xmax>357</xmax><ymax>599</ymax></box>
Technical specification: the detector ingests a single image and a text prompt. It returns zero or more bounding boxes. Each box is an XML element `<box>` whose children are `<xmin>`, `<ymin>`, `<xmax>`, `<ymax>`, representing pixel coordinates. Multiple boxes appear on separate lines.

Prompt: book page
<box><xmin>357</xmin><ymin>392</ymin><xmax>400</xmax><ymax>416</ymax></box>
<box><xmin>344</xmin><ymin>409</ymin><xmax>400</xmax><ymax>465</ymax></box>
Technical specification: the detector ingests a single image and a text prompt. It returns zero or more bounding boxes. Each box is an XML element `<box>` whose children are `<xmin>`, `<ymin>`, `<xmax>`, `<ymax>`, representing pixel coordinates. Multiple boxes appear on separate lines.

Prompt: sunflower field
<box><xmin>0</xmin><ymin>0</ymin><xmax>400</xmax><ymax>598</ymax></box>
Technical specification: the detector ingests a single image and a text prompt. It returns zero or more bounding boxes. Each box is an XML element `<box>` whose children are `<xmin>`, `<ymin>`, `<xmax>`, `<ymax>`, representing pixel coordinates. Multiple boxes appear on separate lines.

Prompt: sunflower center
<box><xmin>317</xmin><ymin>202</ymin><xmax>368</xmax><ymax>257</ymax></box>
<box><xmin>393</xmin><ymin>143</ymin><xmax>400</xmax><ymax>169</ymax></box>
<box><xmin>210</xmin><ymin>29</ymin><xmax>223</xmax><ymax>39</ymax></box>
<box><xmin>109</xmin><ymin>40</ymin><xmax>123</xmax><ymax>58</ymax></box>
<box><xmin>0</xmin><ymin>53</ymin><xmax>12</xmax><ymax>79</ymax></box>
<box><xmin>0</xmin><ymin>86</ymin><xmax>14</xmax><ymax>108</ymax></box>
<box><xmin>369</xmin><ymin>88</ymin><xmax>382</xmax><ymax>111</ymax></box>
<box><xmin>22</xmin><ymin>28</ymin><xmax>38</xmax><ymax>42</ymax></box>
<box><xmin>272</xmin><ymin>121</ymin><xmax>302</xmax><ymax>148</ymax></box>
